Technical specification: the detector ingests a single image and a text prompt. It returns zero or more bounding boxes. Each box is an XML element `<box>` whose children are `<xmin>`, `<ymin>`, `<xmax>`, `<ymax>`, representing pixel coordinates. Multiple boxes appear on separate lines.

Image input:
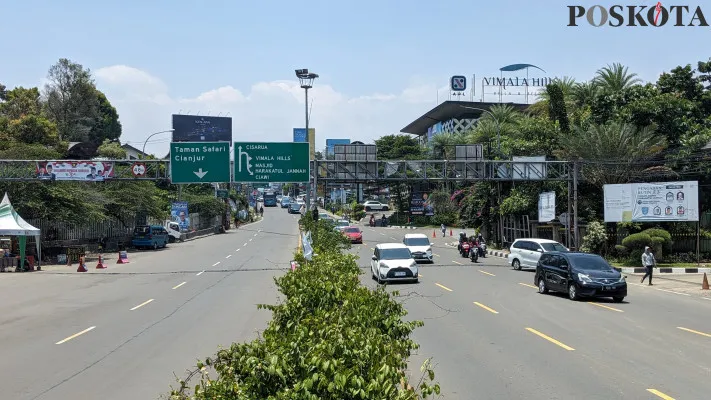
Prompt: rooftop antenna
<box><xmin>178</xmin><ymin>109</ymin><xmax>183</xmax><ymax>114</ymax></box>
<box><xmin>225</xmin><ymin>112</ymin><xmax>231</xmax><ymax>117</ymax></box>
<box><xmin>186</xmin><ymin>110</ymin><xmax>191</xmax><ymax>115</ymax></box>
<box><xmin>217</xmin><ymin>112</ymin><xmax>222</xmax><ymax>117</ymax></box>
<box><xmin>196</xmin><ymin>111</ymin><xmax>200</xmax><ymax>115</ymax></box>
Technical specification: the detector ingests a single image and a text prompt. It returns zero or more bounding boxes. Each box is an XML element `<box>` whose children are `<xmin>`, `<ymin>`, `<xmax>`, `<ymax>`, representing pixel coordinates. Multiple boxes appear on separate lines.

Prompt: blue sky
<box><xmin>0</xmin><ymin>0</ymin><xmax>707</xmax><ymax>155</ymax></box>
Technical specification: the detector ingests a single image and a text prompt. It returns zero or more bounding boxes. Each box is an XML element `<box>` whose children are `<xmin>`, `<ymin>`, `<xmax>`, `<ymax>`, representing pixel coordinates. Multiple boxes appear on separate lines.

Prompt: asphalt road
<box><xmin>349</xmin><ymin>223</ymin><xmax>711</xmax><ymax>400</ymax></box>
<box><xmin>0</xmin><ymin>207</ymin><xmax>299</xmax><ymax>400</ymax></box>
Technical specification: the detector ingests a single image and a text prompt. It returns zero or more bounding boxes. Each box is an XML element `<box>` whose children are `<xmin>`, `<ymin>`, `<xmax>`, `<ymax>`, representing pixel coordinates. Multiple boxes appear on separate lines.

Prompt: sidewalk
<box><xmin>626</xmin><ymin>272</ymin><xmax>711</xmax><ymax>298</ymax></box>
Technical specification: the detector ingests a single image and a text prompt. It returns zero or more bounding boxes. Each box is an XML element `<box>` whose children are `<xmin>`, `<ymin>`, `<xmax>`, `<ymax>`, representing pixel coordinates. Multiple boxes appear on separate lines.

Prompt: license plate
<box><xmin>394</xmin><ymin>272</ymin><xmax>406</xmax><ymax>277</ymax></box>
<box><xmin>604</xmin><ymin>286</ymin><xmax>612</xmax><ymax>290</ymax></box>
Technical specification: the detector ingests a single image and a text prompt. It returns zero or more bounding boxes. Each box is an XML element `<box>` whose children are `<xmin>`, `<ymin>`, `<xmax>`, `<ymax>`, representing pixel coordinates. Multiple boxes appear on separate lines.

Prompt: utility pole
<box><xmin>567</xmin><ymin>178</ymin><xmax>572</xmax><ymax>249</ymax></box>
<box><xmin>573</xmin><ymin>161</ymin><xmax>579</xmax><ymax>250</ymax></box>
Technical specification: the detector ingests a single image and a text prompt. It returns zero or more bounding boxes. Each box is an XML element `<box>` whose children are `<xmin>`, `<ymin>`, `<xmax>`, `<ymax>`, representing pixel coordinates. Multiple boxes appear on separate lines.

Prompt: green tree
<box><xmin>44</xmin><ymin>58</ymin><xmax>99</xmax><ymax>142</ymax></box>
<box><xmin>90</xmin><ymin>89</ymin><xmax>122</xmax><ymax>144</ymax></box>
<box><xmin>0</xmin><ymin>86</ymin><xmax>43</xmax><ymax>119</ymax></box>
<box><xmin>97</xmin><ymin>139</ymin><xmax>127</xmax><ymax>159</ymax></box>
<box><xmin>6</xmin><ymin>115</ymin><xmax>59</xmax><ymax>146</ymax></box>
<box><xmin>429</xmin><ymin>132</ymin><xmax>464</xmax><ymax>159</ymax></box>
<box><xmin>594</xmin><ymin>63</ymin><xmax>642</xmax><ymax>92</ymax></box>
<box><xmin>546</xmin><ymin>82</ymin><xmax>570</xmax><ymax>134</ymax></box>
<box><xmin>375</xmin><ymin>134</ymin><xmax>424</xmax><ymax>159</ymax></box>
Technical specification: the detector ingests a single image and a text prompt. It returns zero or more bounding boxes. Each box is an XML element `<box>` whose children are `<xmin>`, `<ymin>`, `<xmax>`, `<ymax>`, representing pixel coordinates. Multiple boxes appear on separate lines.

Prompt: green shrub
<box><xmin>621</xmin><ymin>232</ymin><xmax>652</xmax><ymax>250</ymax></box>
<box><xmin>613</xmin><ymin>245</ymin><xmax>629</xmax><ymax>257</ymax></box>
<box><xmin>640</xmin><ymin>228</ymin><xmax>672</xmax><ymax>253</ymax></box>
<box><xmin>580</xmin><ymin>221</ymin><xmax>608</xmax><ymax>254</ymax></box>
<box><xmin>169</xmin><ymin>212</ymin><xmax>440</xmax><ymax>399</ymax></box>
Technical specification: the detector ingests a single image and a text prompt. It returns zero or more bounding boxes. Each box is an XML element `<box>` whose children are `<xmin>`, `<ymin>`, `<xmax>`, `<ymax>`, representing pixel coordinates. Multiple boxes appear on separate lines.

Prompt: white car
<box><xmin>363</xmin><ymin>200</ymin><xmax>389</xmax><ymax>211</ymax></box>
<box><xmin>403</xmin><ymin>233</ymin><xmax>433</xmax><ymax>263</ymax></box>
<box><xmin>370</xmin><ymin>243</ymin><xmax>419</xmax><ymax>284</ymax></box>
<box><xmin>509</xmin><ymin>238</ymin><xmax>568</xmax><ymax>271</ymax></box>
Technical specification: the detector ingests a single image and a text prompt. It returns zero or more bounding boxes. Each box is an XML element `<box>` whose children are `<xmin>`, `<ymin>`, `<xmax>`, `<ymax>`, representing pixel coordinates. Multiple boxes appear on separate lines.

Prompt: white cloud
<box><xmin>94</xmin><ymin>65</ymin><xmax>445</xmax><ymax>157</ymax></box>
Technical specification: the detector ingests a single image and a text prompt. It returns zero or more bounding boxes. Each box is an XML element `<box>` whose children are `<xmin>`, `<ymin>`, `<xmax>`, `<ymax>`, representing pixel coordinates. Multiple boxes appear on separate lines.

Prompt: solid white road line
<box><xmin>172</xmin><ymin>282</ymin><xmax>187</xmax><ymax>290</ymax></box>
<box><xmin>226</xmin><ymin>254</ymin><xmax>232</xmax><ymax>259</ymax></box>
<box><xmin>212</xmin><ymin>262</ymin><xmax>220</xmax><ymax>267</ymax></box>
<box><xmin>196</xmin><ymin>270</ymin><xmax>205</xmax><ymax>276</ymax></box>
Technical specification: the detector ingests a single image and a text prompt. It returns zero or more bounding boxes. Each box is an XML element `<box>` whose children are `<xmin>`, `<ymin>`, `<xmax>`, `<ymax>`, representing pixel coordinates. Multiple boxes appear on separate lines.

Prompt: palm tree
<box><xmin>429</xmin><ymin>132</ymin><xmax>465</xmax><ymax>159</ymax></box>
<box><xmin>555</xmin><ymin>121</ymin><xmax>666</xmax><ymax>186</ymax></box>
<box><xmin>593</xmin><ymin>63</ymin><xmax>642</xmax><ymax>92</ymax></box>
<box><xmin>571</xmin><ymin>81</ymin><xmax>600</xmax><ymax>107</ymax></box>
<box><xmin>529</xmin><ymin>77</ymin><xmax>577</xmax><ymax>116</ymax></box>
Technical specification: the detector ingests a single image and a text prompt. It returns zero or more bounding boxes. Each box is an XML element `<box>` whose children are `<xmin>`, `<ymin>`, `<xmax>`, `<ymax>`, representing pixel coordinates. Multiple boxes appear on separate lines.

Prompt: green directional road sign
<box><xmin>234</xmin><ymin>142</ymin><xmax>309</xmax><ymax>183</ymax></box>
<box><xmin>170</xmin><ymin>142</ymin><xmax>230</xmax><ymax>184</ymax></box>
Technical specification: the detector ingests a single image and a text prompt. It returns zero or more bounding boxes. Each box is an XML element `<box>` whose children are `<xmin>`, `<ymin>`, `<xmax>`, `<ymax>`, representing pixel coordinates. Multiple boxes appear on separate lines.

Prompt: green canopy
<box><xmin>0</xmin><ymin>193</ymin><xmax>41</xmax><ymax>270</ymax></box>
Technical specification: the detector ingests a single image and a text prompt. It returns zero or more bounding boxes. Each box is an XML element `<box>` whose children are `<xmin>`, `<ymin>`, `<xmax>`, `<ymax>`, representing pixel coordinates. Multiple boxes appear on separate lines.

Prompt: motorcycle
<box><xmin>478</xmin><ymin>240</ymin><xmax>487</xmax><ymax>257</ymax></box>
<box><xmin>459</xmin><ymin>241</ymin><xmax>471</xmax><ymax>258</ymax></box>
<box><xmin>470</xmin><ymin>242</ymin><xmax>479</xmax><ymax>263</ymax></box>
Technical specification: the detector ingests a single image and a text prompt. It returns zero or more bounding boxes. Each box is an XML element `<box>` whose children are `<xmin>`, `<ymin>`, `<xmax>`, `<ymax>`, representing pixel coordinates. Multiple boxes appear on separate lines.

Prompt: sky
<box><xmin>0</xmin><ymin>0</ymin><xmax>708</xmax><ymax>157</ymax></box>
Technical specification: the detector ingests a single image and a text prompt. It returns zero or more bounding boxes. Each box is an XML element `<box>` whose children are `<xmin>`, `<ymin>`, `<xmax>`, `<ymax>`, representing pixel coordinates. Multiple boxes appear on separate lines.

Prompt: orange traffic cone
<box><xmin>450</xmin><ymin>229</ymin><xmax>453</xmax><ymax>237</ymax></box>
<box><xmin>702</xmin><ymin>273</ymin><xmax>709</xmax><ymax>290</ymax></box>
<box><xmin>96</xmin><ymin>254</ymin><xmax>106</xmax><ymax>269</ymax></box>
<box><xmin>432</xmin><ymin>230</ymin><xmax>436</xmax><ymax>238</ymax></box>
<box><xmin>76</xmin><ymin>256</ymin><xmax>88</xmax><ymax>272</ymax></box>
<box><xmin>117</xmin><ymin>251</ymin><xmax>129</xmax><ymax>264</ymax></box>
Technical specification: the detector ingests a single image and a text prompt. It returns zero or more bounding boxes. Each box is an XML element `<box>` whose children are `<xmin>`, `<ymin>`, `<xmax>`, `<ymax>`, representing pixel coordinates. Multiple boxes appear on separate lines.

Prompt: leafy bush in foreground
<box><xmin>168</xmin><ymin>214</ymin><xmax>439</xmax><ymax>399</ymax></box>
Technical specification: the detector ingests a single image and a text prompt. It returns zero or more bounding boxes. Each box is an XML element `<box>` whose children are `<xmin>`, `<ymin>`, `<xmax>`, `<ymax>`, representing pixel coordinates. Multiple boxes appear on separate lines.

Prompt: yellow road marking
<box><xmin>589</xmin><ymin>302</ymin><xmax>624</xmax><ymax>313</ymax></box>
<box><xmin>646</xmin><ymin>389</ymin><xmax>676</xmax><ymax>400</ymax></box>
<box><xmin>677</xmin><ymin>327</ymin><xmax>711</xmax><ymax>338</ymax></box>
<box><xmin>172</xmin><ymin>281</ymin><xmax>187</xmax><ymax>290</ymax></box>
<box><xmin>55</xmin><ymin>326</ymin><xmax>96</xmax><ymax>345</ymax></box>
<box><xmin>478</xmin><ymin>270</ymin><xmax>495</xmax><ymax>276</ymax></box>
<box><xmin>452</xmin><ymin>260</ymin><xmax>463</xmax><ymax>265</ymax></box>
<box><xmin>435</xmin><ymin>283</ymin><xmax>453</xmax><ymax>292</ymax></box>
<box><xmin>519</xmin><ymin>283</ymin><xmax>537</xmax><ymax>289</ymax></box>
<box><xmin>525</xmin><ymin>328</ymin><xmax>575</xmax><ymax>350</ymax></box>
<box><xmin>130</xmin><ymin>299</ymin><xmax>154</xmax><ymax>311</ymax></box>
<box><xmin>473</xmin><ymin>302</ymin><xmax>499</xmax><ymax>314</ymax></box>
<box><xmin>434</xmin><ymin>254</ymin><xmax>440</xmax><ymax>257</ymax></box>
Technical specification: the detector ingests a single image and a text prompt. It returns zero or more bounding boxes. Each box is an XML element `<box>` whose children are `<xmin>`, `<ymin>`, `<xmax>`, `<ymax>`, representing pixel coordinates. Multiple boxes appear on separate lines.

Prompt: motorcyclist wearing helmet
<box><xmin>457</xmin><ymin>232</ymin><xmax>467</xmax><ymax>251</ymax></box>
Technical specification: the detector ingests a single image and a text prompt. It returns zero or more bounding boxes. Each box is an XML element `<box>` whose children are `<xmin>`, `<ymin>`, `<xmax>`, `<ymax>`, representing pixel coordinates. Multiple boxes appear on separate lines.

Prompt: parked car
<box><xmin>362</xmin><ymin>200</ymin><xmax>389</xmax><ymax>211</ymax></box>
<box><xmin>370</xmin><ymin>243</ymin><xmax>418</xmax><ymax>284</ymax></box>
<box><xmin>509</xmin><ymin>238</ymin><xmax>568</xmax><ymax>271</ymax></box>
<box><xmin>535</xmin><ymin>252</ymin><xmax>627</xmax><ymax>302</ymax></box>
<box><xmin>403</xmin><ymin>233</ymin><xmax>433</xmax><ymax>263</ymax></box>
<box><xmin>132</xmin><ymin>225</ymin><xmax>169</xmax><ymax>250</ymax></box>
<box><xmin>342</xmin><ymin>226</ymin><xmax>363</xmax><ymax>243</ymax></box>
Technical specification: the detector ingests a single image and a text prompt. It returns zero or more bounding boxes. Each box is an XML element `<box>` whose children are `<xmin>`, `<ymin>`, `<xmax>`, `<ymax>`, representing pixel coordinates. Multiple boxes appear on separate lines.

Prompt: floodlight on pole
<box><xmin>295</xmin><ymin>68</ymin><xmax>319</xmax><ymax>210</ymax></box>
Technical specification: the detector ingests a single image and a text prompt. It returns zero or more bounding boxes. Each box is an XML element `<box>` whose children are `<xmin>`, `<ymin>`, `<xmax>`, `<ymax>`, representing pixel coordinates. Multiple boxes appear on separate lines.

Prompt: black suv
<box><xmin>534</xmin><ymin>252</ymin><xmax>627</xmax><ymax>302</ymax></box>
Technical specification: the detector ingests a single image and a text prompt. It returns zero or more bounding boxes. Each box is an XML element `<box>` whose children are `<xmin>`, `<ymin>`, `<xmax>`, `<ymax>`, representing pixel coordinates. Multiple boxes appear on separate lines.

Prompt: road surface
<box><xmin>349</xmin><ymin>223</ymin><xmax>711</xmax><ymax>400</ymax></box>
<box><xmin>0</xmin><ymin>210</ymin><xmax>299</xmax><ymax>400</ymax></box>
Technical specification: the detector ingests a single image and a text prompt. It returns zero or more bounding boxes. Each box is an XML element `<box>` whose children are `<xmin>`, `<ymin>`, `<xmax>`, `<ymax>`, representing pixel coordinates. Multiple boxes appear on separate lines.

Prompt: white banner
<box><xmin>538</xmin><ymin>191</ymin><xmax>556</xmax><ymax>222</ymax></box>
<box><xmin>603</xmin><ymin>181</ymin><xmax>699</xmax><ymax>222</ymax></box>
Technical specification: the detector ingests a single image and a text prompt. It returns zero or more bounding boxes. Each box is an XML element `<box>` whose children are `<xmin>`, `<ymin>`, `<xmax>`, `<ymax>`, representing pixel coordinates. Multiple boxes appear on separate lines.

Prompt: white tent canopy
<box><xmin>0</xmin><ymin>193</ymin><xmax>41</xmax><ymax>268</ymax></box>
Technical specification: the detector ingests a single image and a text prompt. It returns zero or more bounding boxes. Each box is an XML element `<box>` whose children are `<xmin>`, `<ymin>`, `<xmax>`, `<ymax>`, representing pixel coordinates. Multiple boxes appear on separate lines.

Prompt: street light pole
<box><xmin>295</xmin><ymin>69</ymin><xmax>319</xmax><ymax>210</ymax></box>
<box><xmin>141</xmin><ymin>129</ymin><xmax>175</xmax><ymax>159</ymax></box>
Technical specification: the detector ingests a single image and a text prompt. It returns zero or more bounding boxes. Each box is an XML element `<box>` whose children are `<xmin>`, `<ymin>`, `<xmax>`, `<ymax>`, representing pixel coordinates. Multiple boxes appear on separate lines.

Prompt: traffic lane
<box><xmin>351</xmin><ymin>238</ymin><xmax>704</xmax><ymax>399</ymax></box>
<box><xmin>354</xmin><ymin>257</ymin><xmax>643</xmax><ymax>399</ymax></box>
<box><xmin>415</xmin><ymin>263</ymin><xmax>710</xmax><ymax>399</ymax></box>
<box><xmin>4</xmin><ymin>212</ymin><xmax>295</xmax><ymax>399</ymax></box>
<box><xmin>34</xmin><ymin>267</ymin><xmax>280</xmax><ymax>400</ymax></box>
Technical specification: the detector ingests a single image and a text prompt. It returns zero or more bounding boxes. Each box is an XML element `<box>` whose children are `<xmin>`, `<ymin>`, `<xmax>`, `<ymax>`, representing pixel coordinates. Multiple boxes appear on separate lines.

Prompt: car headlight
<box><xmin>618</xmin><ymin>275</ymin><xmax>626</xmax><ymax>283</ymax></box>
<box><xmin>577</xmin><ymin>273</ymin><xmax>592</xmax><ymax>284</ymax></box>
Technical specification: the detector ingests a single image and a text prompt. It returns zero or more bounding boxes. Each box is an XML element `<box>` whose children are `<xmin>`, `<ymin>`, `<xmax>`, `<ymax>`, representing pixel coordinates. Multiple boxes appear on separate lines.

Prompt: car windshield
<box><xmin>571</xmin><ymin>255</ymin><xmax>612</xmax><ymax>270</ymax></box>
<box><xmin>344</xmin><ymin>227</ymin><xmax>360</xmax><ymax>233</ymax></box>
<box><xmin>134</xmin><ymin>226</ymin><xmax>150</xmax><ymax>234</ymax></box>
<box><xmin>337</xmin><ymin>220</ymin><xmax>349</xmax><ymax>226</ymax></box>
<box><xmin>404</xmin><ymin>238</ymin><xmax>430</xmax><ymax>246</ymax></box>
<box><xmin>379</xmin><ymin>248</ymin><xmax>412</xmax><ymax>260</ymax></box>
<box><xmin>541</xmin><ymin>242</ymin><xmax>568</xmax><ymax>252</ymax></box>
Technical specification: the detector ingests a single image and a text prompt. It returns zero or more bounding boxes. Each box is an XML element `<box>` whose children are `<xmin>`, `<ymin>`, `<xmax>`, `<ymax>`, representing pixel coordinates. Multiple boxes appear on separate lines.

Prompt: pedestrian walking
<box><xmin>640</xmin><ymin>246</ymin><xmax>656</xmax><ymax>285</ymax></box>
<box><xmin>441</xmin><ymin>223</ymin><xmax>446</xmax><ymax>238</ymax></box>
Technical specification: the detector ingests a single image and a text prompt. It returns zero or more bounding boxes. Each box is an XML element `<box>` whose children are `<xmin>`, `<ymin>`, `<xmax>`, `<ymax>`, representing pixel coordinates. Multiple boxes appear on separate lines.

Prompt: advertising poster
<box><xmin>603</xmin><ymin>181</ymin><xmax>699</xmax><ymax>222</ymax></box>
<box><xmin>171</xmin><ymin>201</ymin><xmax>190</xmax><ymax>231</ymax></box>
<box><xmin>293</xmin><ymin>128</ymin><xmax>316</xmax><ymax>160</ymax></box>
<box><xmin>538</xmin><ymin>191</ymin><xmax>556</xmax><ymax>222</ymax></box>
<box><xmin>172</xmin><ymin>115</ymin><xmax>232</xmax><ymax>142</ymax></box>
<box><xmin>410</xmin><ymin>192</ymin><xmax>434</xmax><ymax>216</ymax></box>
<box><xmin>36</xmin><ymin>161</ymin><xmax>115</xmax><ymax>181</ymax></box>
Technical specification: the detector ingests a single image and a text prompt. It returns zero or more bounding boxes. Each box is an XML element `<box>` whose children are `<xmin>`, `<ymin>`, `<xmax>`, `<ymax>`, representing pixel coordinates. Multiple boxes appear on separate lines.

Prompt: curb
<box><xmin>487</xmin><ymin>250</ymin><xmax>509</xmax><ymax>259</ymax></box>
<box><xmin>388</xmin><ymin>226</ymin><xmax>418</xmax><ymax>230</ymax></box>
<box><xmin>616</xmin><ymin>267</ymin><xmax>711</xmax><ymax>274</ymax></box>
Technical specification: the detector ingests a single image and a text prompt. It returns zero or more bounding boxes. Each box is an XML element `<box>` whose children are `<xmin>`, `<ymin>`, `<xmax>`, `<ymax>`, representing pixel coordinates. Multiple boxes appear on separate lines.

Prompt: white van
<box><xmin>509</xmin><ymin>238</ymin><xmax>568</xmax><ymax>270</ymax></box>
<box><xmin>165</xmin><ymin>221</ymin><xmax>183</xmax><ymax>243</ymax></box>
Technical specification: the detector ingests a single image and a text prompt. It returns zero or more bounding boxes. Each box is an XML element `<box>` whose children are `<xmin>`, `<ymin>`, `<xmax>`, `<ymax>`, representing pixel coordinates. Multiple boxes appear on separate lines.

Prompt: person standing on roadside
<box><xmin>441</xmin><ymin>223</ymin><xmax>446</xmax><ymax>238</ymax></box>
<box><xmin>641</xmin><ymin>246</ymin><xmax>656</xmax><ymax>285</ymax></box>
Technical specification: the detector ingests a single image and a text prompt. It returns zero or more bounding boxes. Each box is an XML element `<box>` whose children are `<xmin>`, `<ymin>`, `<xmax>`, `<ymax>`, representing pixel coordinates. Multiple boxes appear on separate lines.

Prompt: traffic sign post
<box><xmin>234</xmin><ymin>142</ymin><xmax>309</xmax><ymax>183</ymax></box>
<box><xmin>170</xmin><ymin>142</ymin><xmax>230</xmax><ymax>184</ymax></box>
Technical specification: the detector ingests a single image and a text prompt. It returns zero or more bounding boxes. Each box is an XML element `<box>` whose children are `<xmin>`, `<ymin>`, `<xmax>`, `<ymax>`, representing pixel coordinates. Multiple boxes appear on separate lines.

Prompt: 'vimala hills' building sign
<box><xmin>481</xmin><ymin>63</ymin><xmax>554</xmax><ymax>103</ymax></box>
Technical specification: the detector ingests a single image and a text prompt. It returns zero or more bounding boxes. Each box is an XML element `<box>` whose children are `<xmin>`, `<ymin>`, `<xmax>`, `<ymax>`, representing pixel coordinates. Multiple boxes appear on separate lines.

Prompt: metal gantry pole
<box><xmin>573</xmin><ymin>161</ymin><xmax>579</xmax><ymax>250</ymax></box>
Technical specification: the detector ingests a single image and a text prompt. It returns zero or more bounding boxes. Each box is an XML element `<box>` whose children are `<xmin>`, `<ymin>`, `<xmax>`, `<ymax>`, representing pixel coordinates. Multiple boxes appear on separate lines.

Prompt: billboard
<box><xmin>410</xmin><ymin>192</ymin><xmax>434</xmax><ymax>216</ymax></box>
<box><xmin>538</xmin><ymin>191</ymin><xmax>555</xmax><ymax>223</ymax></box>
<box><xmin>36</xmin><ymin>161</ymin><xmax>114</xmax><ymax>181</ymax></box>
<box><xmin>172</xmin><ymin>115</ymin><xmax>232</xmax><ymax>143</ymax></box>
<box><xmin>603</xmin><ymin>181</ymin><xmax>699</xmax><ymax>222</ymax></box>
<box><xmin>293</xmin><ymin>128</ymin><xmax>316</xmax><ymax>160</ymax></box>
<box><xmin>326</xmin><ymin>139</ymin><xmax>350</xmax><ymax>157</ymax></box>
<box><xmin>171</xmin><ymin>201</ymin><xmax>189</xmax><ymax>231</ymax></box>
